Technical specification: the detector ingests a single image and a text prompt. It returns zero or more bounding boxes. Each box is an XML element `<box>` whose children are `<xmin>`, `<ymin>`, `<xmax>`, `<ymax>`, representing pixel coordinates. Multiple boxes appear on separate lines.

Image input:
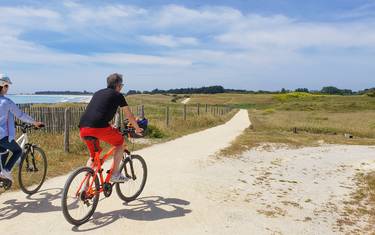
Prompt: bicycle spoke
<box><xmin>19</xmin><ymin>147</ymin><xmax>47</xmax><ymax>194</ymax></box>
<box><xmin>116</xmin><ymin>155</ymin><xmax>147</xmax><ymax>202</ymax></box>
<box><xmin>63</xmin><ymin>169</ymin><xmax>98</xmax><ymax>223</ymax></box>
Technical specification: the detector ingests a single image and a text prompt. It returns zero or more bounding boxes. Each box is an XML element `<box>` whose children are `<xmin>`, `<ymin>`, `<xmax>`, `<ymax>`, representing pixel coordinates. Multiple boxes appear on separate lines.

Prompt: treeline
<box><xmin>127</xmin><ymin>86</ymin><xmax>227</xmax><ymax>95</ymax></box>
<box><xmin>127</xmin><ymin>85</ymin><xmax>375</xmax><ymax>96</ymax></box>
<box><xmin>282</xmin><ymin>86</ymin><xmax>375</xmax><ymax>96</ymax></box>
<box><xmin>35</xmin><ymin>91</ymin><xmax>93</xmax><ymax>95</ymax></box>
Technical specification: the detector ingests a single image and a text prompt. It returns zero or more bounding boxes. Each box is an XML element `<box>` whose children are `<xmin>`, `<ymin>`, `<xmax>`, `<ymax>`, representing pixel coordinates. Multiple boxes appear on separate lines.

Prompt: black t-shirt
<box><xmin>79</xmin><ymin>88</ymin><xmax>128</xmax><ymax>128</ymax></box>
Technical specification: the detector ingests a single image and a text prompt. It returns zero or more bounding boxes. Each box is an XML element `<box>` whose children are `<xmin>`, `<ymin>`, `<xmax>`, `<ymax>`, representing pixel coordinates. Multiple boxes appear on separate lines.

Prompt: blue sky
<box><xmin>1</xmin><ymin>0</ymin><xmax>375</xmax><ymax>93</ymax></box>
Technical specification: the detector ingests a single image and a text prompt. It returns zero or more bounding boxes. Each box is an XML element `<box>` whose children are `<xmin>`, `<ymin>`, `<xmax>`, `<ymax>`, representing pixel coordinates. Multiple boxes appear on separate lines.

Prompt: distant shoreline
<box><xmin>8</xmin><ymin>94</ymin><xmax>92</xmax><ymax>104</ymax></box>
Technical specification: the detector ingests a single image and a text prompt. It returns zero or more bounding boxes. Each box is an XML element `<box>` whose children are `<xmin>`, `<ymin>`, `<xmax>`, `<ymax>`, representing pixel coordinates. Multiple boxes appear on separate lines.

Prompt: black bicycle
<box><xmin>0</xmin><ymin>123</ymin><xmax>47</xmax><ymax>195</ymax></box>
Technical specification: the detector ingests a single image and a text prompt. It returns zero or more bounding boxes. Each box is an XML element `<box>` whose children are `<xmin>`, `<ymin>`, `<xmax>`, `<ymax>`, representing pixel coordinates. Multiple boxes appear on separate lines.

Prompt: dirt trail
<box><xmin>0</xmin><ymin>109</ymin><xmax>251</xmax><ymax>234</ymax></box>
<box><xmin>181</xmin><ymin>98</ymin><xmax>191</xmax><ymax>104</ymax></box>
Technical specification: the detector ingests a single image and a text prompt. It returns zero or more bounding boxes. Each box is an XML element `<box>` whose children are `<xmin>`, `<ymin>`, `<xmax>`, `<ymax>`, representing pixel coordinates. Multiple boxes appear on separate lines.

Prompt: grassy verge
<box><xmin>189</xmin><ymin>93</ymin><xmax>375</xmax><ymax>111</ymax></box>
<box><xmin>220</xmin><ymin>109</ymin><xmax>375</xmax><ymax>157</ymax></box>
<box><xmin>208</xmin><ymin>92</ymin><xmax>375</xmax><ymax>157</ymax></box>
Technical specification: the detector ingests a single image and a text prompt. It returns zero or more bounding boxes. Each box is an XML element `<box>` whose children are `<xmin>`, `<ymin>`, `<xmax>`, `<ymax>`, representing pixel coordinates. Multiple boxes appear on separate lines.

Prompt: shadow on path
<box><xmin>0</xmin><ymin>188</ymin><xmax>62</xmax><ymax>220</ymax></box>
<box><xmin>72</xmin><ymin>196</ymin><xmax>192</xmax><ymax>232</ymax></box>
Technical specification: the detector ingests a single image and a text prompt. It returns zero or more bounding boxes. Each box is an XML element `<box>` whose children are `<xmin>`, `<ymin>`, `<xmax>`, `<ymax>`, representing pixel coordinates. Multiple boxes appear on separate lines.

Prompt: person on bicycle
<box><xmin>79</xmin><ymin>73</ymin><xmax>143</xmax><ymax>183</ymax></box>
<box><xmin>0</xmin><ymin>74</ymin><xmax>44</xmax><ymax>182</ymax></box>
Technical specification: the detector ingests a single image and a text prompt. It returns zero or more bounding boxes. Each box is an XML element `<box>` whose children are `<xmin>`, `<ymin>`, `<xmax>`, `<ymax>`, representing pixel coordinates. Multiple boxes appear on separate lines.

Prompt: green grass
<box><xmin>189</xmin><ymin>93</ymin><xmax>375</xmax><ymax>111</ymax></box>
<box><xmin>126</xmin><ymin>93</ymin><xmax>189</xmax><ymax>105</ymax></box>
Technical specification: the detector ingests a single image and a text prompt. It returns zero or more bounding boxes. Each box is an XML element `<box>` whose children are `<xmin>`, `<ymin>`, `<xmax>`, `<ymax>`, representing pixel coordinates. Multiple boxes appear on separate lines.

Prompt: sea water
<box><xmin>7</xmin><ymin>95</ymin><xmax>92</xmax><ymax>104</ymax></box>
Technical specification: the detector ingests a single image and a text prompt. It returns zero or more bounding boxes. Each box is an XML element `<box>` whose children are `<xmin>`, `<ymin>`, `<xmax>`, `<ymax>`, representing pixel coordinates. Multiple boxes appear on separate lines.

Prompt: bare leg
<box><xmin>112</xmin><ymin>145</ymin><xmax>124</xmax><ymax>174</ymax></box>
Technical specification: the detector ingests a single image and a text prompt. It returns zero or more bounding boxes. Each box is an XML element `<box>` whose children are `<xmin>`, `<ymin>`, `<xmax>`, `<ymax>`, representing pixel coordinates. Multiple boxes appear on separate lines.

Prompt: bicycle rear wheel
<box><xmin>18</xmin><ymin>146</ymin><xmax>47</xmax><ymax>195</ymax></box>
<box><xmin>61</xmin><ymin>167</ymin><xmax>100</xmax><ymax>226</ymax></box>
<box><xmin>116</xmin><ymin>155</ymin><xmax>147</xmax><ymax>202</ymax></box>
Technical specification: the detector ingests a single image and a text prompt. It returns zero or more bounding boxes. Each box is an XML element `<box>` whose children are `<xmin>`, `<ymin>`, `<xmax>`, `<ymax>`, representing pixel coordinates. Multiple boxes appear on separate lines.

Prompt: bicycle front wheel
<box><xmin>18</xmin><ymin>146</ymin><xmax>47</xmax><ymax>195</ymax></box>
<box><xmin>116</xmin><ymin>155</ymin><xmax>147</xmax><ymax>202</ymax></box>
<box><xmin>61</xmin><ymin>167</ymin><xmax>100</xmax><ymax>226</ymax></box>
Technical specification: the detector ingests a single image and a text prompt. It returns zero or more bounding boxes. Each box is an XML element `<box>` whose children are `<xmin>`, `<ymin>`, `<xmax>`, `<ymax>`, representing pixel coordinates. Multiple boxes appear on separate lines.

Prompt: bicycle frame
<box><xmin>75</xmin><ymin>146</ymin><xmax>117</xmax><ymax>196</ymax></box>
<box><xmin>75</xmin><ymin>129</ymin><xmax>137</xmax><ymax>197</ymax></box>
<box><xmin>0</xmin><ymin>132</ymin><xmax>28</xmax><ymax>172</ymax></box>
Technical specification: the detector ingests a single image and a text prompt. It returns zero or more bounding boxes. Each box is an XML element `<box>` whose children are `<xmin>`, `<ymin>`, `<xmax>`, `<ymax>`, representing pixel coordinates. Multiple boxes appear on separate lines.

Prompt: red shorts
<box><xmin>80</xmin><ymin>126</ymin><xmax>124</xmax><ymax>158</ymax></box>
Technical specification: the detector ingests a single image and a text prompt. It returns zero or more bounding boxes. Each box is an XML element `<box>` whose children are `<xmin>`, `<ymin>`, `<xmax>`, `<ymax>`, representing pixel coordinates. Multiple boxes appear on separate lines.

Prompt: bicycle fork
<box><xmin>123</xmin><ymin>154</ymin><xmax>137</xmax><ymax>180</ymax></box>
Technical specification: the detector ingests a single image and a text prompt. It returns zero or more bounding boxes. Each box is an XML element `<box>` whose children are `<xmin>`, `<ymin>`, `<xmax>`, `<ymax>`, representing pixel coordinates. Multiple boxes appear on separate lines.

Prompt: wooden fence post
<box><xmin>197</xmin><ymin>103</ymin><xmax>200</xmax><ymax>116</ymax></box>
<box><xmin>64</xmin><ymin>108</ymin><xmax>70</xmax><ymax>153</ymax></box>
<box><xmin>183</xmin><ymin>104</ymin><xmax>187</xmax><ymax>121</ymax></box>
<box><xmin>141</xmin><ymin>105</ymin><xmax>145</xmax><ymax>118</ymax></box>
<box><xmin>205</xmin><ymin>104</ymin><xmax>208</xmax><ymax>113</ymax></box>
<box><xmin>165</xmin><ymin>106</ymin><xmax>170</xmax><ymax>126</ymax></box>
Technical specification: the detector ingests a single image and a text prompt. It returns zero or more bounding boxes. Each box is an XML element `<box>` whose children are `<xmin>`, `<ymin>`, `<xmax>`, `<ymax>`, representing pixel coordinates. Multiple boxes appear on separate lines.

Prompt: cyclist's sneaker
<box><xmin>0</xmin><ymin>170</ymin><xmax>13</xmax><ymax>182</ymax></box>
<box><xmin>110</xmin><ymin>173</ymin><xmax>129</xmax><ymax>183</ymax></box>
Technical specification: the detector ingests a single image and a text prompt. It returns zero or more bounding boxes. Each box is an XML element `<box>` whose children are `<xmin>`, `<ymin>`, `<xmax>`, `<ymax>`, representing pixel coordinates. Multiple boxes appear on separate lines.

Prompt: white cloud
<box><xmin>91</xmin><ymin>53</ymin><xmax>191</xmax><ymax>66</ymax></box>
<box><xmin>64</xmin><ymin>3</ymin><xmax>147</xmax><ymax>25</ymax></box>
<box><xmin>216</xmin><ymin>21</ymin><xmax>375</xmax><ymax>50</ymax></box>
<box><xmin>0</xmin><ymin>2</ymin><xmax>375</xmax><ymax>92</ymax></box>
<box><xmin>140</xmin><ymin>34</ymin><xmax>198</xmax><ymax>47</ymax></box>
<box><xmin>0</xmin><ymin>6</ymin><xmax>63</xmax><ymax>32</ymax></box>
<box><xmin>0</xmin><ymin>6</ymin><xmax>59</xmax><ymax>19</ymax></box>
<box><xmin>2</xmin><ymin>3</ymin><xmax>375</xmax><ymax>51</ymax></box>
<box><xmin>0</xmin><ymin>39</ymin><xmax>191</xmax><ymax>66</ymax></box>
<box><xmin>155</xmin><ymin>5</ymin><xmax>242</xmax><ymax>28</ymax></box>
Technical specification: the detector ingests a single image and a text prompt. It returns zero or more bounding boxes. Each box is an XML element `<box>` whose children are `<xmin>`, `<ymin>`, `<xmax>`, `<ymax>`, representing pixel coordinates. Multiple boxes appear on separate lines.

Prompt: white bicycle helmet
<box><xmin>0</xmin><ymin>74</ymin><xmax>12</xmax><ymax>86</ymax></box>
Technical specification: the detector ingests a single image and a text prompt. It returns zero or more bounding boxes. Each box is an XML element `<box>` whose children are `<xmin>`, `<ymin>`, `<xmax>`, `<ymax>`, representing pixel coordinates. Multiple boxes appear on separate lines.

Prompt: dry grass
<box><xmin>189</xmin><ymin>93</ymin><xmax>275</xmax><ymax>108</ymax></box>
<box><xmin>337</xmin><ymin>172</ymin><xmax>375</xmax><ymax>233</ymax></box>
<box><xmin>253</xmin><ymin>110</ymin><xmax>375</xmax><ymax>138</ymax></box>
<box><xmin>220</xmin><ymin>109</ymin><xmax>375</xmax><ymax>157</ymax></box>
<box><xmin>126</xmin><ymin>94</ymin><xmax>179</xmax><ymax>105</ymax></box>
<box><xmin>151</xmin><ymin>110</ymin><xmax>237</xmax><ymax>139</ymax></box>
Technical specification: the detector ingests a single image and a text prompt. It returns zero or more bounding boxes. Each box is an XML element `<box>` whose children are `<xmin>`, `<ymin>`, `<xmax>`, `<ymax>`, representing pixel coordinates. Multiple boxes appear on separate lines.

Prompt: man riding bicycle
<box><xmin>0</xmin><ymin>74</ymin><xmax>44</xmax><ymax>182</ymax></box>
<box><xmin>79</xmin><ymin>73</ymin><xmax>143</xmax><ymax>183</ymax></box>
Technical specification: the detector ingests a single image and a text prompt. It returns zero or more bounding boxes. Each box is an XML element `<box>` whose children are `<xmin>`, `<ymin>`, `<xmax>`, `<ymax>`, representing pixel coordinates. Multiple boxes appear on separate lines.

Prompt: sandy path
<box><xmin>181</xmin><ymin>98</ymin><xmax>191</xmax><ymax>104</ymax></box>
<box><xmin>0</xmin><ymin>109</ymin><xmax>251</xmax><ymax>234</ymax></box>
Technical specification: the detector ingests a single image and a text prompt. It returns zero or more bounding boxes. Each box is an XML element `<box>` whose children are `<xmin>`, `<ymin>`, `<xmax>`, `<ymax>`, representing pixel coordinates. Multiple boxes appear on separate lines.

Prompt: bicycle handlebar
<box><xmin>121</xmin><ymin>126</ymin><xmax>144</xmax><ymax>137</ymax></box>
<box><xmin>15</xmin><ymin>122</ymin><xmax>45</xmax><ymax>131</ymax></box>
<box><xmin>121</xmin><ymin>127</ymin><xmax>136</xmax><ymax>135</ymax></box>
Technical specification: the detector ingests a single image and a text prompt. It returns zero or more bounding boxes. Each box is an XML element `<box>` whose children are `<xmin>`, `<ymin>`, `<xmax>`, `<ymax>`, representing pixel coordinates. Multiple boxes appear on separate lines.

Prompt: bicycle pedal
<box><xmin>84</xmin><ymin>200</ymin><xmax>91</xmax><ymax>207</ymax></box>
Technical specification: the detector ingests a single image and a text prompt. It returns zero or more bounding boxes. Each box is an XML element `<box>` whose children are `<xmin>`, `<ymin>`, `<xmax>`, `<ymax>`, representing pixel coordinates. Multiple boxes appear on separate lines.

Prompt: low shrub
<box><xmin>145</xmin><ymin>125</ymin><xmax>166</xmax><ymax>138</ymax></box>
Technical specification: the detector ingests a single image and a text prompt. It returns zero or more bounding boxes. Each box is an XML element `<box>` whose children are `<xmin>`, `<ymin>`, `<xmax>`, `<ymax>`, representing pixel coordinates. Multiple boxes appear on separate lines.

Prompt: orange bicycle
<box><xmin>61</xmin><ymin>126</ymin><xmax>147</xmax><ymax>226</ymax></box>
